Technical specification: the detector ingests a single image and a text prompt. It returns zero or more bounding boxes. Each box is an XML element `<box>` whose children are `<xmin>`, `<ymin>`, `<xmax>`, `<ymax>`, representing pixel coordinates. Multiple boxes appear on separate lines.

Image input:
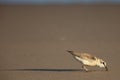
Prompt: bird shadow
<box><xmin>1</xmin><ymin>68</ymin><xmax>84</xmax><ymax>72</ymax></box>
<box><xmin>0</xmin><ymin>68</ymin><xmax>107</xmax><ymax>72</ymax></box>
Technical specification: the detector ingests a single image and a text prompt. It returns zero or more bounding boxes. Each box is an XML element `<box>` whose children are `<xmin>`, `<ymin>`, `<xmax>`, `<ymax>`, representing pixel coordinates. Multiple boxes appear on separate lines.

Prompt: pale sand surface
<box><xmin>0</xmin><ymin>4</ymin><xmax>120</xmax><ymax>80</ymax></box>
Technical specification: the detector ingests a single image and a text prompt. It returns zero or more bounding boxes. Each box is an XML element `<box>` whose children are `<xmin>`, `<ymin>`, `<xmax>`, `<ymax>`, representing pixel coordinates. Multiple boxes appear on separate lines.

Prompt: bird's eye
<box><xmin>102</xmin><ymin>62</ymin><xmax>106</xmax><ymax>65</ymax></box>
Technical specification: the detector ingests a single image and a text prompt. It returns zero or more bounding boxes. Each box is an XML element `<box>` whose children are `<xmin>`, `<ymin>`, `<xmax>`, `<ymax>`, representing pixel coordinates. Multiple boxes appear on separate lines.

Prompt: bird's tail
<box><xmin>66</xmin><ymin>50</ymin><xmax>75</xmax><ymax>56</ymax></box>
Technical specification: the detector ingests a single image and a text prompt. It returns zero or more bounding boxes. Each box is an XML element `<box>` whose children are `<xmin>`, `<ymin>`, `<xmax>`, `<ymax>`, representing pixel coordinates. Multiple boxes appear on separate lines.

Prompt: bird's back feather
<box><xmin>67</xmin><ymin>50</ymin><xmax>97</xmax><ymax>60</ymax></box>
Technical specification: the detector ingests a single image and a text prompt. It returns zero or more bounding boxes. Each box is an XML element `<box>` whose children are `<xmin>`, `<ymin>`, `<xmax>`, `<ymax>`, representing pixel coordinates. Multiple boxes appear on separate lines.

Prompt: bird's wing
<box><xmin>79</xmin><ymin>53</ymin><xmax>97</xmax><ymax>60</ymax></box>
<box><xmin>67</xmin><ymin>51</ymin><xmax>97</xmax><ymax>60</ymax></box>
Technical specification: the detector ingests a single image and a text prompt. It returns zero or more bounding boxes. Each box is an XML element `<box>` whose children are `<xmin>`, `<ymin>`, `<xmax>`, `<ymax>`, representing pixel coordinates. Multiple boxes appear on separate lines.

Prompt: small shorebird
<box><xmin>67</xmin><ymin>50</ymin><xmax>108</xmax><ymax>72</ymax></box>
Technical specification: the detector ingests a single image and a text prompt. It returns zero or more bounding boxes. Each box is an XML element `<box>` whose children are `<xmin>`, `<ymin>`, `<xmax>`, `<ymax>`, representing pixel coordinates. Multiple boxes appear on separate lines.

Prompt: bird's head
<box><xmin>97</xmin><ymin>59</ymin><xmax>108</xmax><ymax>71</ymax></box>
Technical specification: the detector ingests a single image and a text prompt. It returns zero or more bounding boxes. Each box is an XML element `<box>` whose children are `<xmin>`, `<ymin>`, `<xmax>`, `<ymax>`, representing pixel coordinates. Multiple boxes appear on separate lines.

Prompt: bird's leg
<box><xmin>82</xmin><ymin>65</ymin><xmax>89</xmax><ymax>72</ymax></box>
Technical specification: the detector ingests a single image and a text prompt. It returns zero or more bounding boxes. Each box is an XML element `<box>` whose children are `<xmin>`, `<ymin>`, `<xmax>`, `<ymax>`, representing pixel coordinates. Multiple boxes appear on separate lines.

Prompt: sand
<box><xmin>0</xmin><ymin>4</ymin><xmax>120</xmax><ymax>80</ymax></box>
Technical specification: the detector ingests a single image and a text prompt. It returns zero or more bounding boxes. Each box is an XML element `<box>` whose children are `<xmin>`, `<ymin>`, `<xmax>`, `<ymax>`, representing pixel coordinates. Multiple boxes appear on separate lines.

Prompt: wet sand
<box><xmin>0</xmin><ymin>4</ymin><xmax>120</xmax><ymax>80</ymax></box>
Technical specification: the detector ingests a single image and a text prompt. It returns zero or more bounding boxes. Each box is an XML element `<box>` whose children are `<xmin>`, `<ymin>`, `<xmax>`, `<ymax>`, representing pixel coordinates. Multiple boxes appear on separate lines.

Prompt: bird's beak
<box><xmin>105</xmin><ymin>66</ymin><xmax>108</xmax><ymax>71</ymax></box>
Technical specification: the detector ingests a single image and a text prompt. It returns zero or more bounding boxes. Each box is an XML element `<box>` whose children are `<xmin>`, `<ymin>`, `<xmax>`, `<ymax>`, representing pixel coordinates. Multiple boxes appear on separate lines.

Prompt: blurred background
<box><xmin>0</xmin><ymin>0</ymin><xmax>120</xmax><ymax>4</ymax></box>
<box><xmin>0</xmin><ymin>0</ymin><xmax>120</xmax><ymax>80</ymax></box>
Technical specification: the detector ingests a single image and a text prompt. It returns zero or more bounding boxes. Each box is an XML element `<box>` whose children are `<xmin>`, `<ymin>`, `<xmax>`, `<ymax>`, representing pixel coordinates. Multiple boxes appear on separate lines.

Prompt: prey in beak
<box><xmin>105</xmin><ymin>66</ymin><xmax>108</xmax><ymax>71</ymax></box>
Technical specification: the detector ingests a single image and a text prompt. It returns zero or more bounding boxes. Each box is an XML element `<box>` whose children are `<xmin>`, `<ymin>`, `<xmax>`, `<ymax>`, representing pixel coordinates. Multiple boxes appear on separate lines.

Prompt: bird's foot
<box><xmin>82</xmin><ymin>65</ymin><xmax>89</xmax><ymax>72</ymax></box>
<box><xmin>84</xmin><ymin>68</ymin><xmax>89</xmax><ymax>72</ymax></box>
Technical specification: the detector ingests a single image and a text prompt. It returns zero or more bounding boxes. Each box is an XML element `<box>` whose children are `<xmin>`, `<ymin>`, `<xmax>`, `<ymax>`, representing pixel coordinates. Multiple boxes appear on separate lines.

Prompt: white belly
<box><xmin>74</xmin><ymin>56</ymin><xmax>96</xmax><ymax>66</ymax></box>
<box><xmin>75</xmin><ymin>56</ymin><xmax>89</xmax><ymax>64</ymax></box>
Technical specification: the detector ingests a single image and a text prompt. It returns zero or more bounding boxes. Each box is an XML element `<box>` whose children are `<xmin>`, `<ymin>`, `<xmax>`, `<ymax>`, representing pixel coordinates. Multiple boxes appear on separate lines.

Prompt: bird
<box><xmin>67</xmin><ymin>50</ymin><xmax>108</xmax><ymax>72</ymax></box>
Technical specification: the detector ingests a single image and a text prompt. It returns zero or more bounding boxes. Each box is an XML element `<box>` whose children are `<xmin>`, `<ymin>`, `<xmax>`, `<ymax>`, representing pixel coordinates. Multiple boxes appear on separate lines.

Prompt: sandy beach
<box><xmin>0</xmin><ymin>4</ymin><xmax>120</xmax><ymax>80</ymax></box>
